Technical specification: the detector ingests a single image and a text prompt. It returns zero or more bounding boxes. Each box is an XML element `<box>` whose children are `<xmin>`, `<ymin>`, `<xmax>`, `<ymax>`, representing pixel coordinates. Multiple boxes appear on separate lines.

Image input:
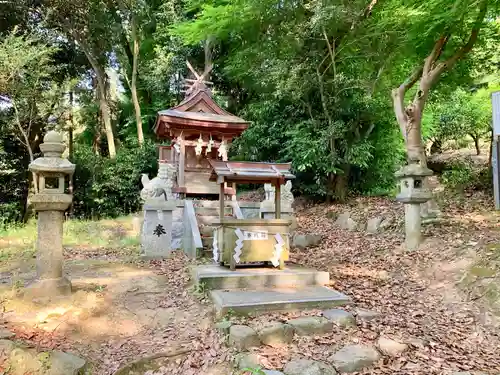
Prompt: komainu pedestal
<box><xmin>25</xmin><ymin>131</ymin><xmax>75</xmax><ymax>299</ymax></box>
<box><xmin>141</xmin><ymin>200</ymin><xmax>176</xmax><ymax>259</ymax></box>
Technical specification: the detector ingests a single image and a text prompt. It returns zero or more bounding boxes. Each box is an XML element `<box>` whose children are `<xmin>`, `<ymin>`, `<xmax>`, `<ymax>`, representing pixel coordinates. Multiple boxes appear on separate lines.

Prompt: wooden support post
<box><xmin>178</xmin><ymin>134</ymin><xmax>185</xmax><ymax>187</ymax></box>
<box><xmin>219</xmin><ymin>182</ymin><xmax>225</xmax><ymax>220</ymax></box>
<box><xmin>232</xmin><ymin>182</ymin><xmax>237</xmax><ymax>201</ymax></box>
<box><xmin>275</xmin><ymin>181</ymin><xmax>281</xmax><ymax>219</ymax></box>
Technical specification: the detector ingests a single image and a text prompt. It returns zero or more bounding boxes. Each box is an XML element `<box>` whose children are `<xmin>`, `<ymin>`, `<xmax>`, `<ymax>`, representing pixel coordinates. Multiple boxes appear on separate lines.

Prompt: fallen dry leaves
<box><xmin>2</xmin><ymin>191</ymin><xmax>500</xmax><ymax>375</ymax></box>
<box><xmin>264</xmin><ymin>192</ymin><xmax>500</xmax><ymax>374</ymax></box>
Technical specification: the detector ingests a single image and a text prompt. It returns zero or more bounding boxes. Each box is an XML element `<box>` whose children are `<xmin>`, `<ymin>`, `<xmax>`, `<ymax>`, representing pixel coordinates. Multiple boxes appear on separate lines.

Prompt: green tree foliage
<box><xmin>427</xmin><ymin>87</ymin><xmax>493</xmax><ymax>155</ymax></box>
<box><xmin>0</xmin><ymin>30</ymin><xmax>59</xmax><ymax>161</ymax></box>
<box><xmin>72</xmin><ymin>139</ymin><xmax>158</xmax><ymax>219</ymax></box>
<box><xmin>2</xmin><ymin>0</ymin><xmax>500</xmax><ymax>228</ymax></box>
<box><xmin>174</xmin><ymin>0</ymin><xmax>404</xmax><ymax>200</ymax></box>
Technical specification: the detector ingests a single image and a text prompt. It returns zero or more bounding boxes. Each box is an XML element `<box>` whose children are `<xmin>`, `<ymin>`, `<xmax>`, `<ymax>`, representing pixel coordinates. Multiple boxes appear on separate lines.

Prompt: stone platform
<box><xmin>192</xmin><ymin>264</ymin><xmax>329</xmax><ymax>289</ymax></box>
<box><xmin>192</xmin><ymin>264</ymin><xmax>350</xmax><ymax>316</ymax></box>
<box><xmin>211</xmin><ymin>286</ymin><xmax>350</xmax><ymax>316</ymax></box>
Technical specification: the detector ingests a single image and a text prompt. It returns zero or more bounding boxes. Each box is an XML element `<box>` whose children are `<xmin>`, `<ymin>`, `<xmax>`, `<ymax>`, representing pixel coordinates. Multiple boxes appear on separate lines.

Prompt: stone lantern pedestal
<box><xmin>395</xmin><ymin>164</ymin><xmax>433</xmax><ymax>251</ymax></box>
<box><xmin>25</xmin><ymin>131</ymin><xmax>75</xmax><ymax>299</ymax></box>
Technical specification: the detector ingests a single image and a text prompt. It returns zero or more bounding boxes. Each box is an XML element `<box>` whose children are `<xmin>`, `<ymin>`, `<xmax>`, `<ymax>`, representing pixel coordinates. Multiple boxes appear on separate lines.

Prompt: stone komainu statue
<box><xmin>140</xmin><ymin>163</ymin><xmax>177</xmax><ymax>202</ymax></box>
<box><xmin>140</xmin><ymin>174</ymin><xmax>168</xmax><ymax>201</ymax></box>
<box><xmin>264</xmin><ymin>180</ymin><xmax>294</xmax><ymax>206</ymax></box>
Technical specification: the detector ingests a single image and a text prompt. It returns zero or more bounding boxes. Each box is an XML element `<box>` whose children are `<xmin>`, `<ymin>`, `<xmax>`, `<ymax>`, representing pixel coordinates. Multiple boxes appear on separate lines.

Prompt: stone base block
<box><xmin>211</xmin><ymin>286</ymin><xmax>350</xmax><ymax>316</ymax></box>
<box><xmin>24</xmin><ymin>277</ymin><xmax>72</xmax><ymax>300</ymax></box>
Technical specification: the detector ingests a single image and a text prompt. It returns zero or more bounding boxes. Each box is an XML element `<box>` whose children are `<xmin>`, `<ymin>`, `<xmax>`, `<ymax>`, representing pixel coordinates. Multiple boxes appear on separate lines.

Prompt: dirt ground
<box><xmin>0</xmin><ymin>191</ymin><xmax>500</xmax><ymax>374</ymax></box>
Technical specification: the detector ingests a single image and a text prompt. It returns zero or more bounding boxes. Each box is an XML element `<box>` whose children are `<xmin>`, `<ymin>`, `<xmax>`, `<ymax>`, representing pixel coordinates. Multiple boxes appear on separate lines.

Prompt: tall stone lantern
<box><xmin>26</xmin><ymin>131</ymin><xmax>75</xmax><ymax>298</ymax></box>
<box><xmin>395</xmin><ymin>164</ymin><xmax>433</xmax><ymax>251</ymax></box>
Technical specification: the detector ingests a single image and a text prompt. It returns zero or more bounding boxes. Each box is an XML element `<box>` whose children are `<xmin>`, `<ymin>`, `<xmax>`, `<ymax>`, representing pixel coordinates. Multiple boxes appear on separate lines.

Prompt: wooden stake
<box><xmin>178</xmin><ymin>134</ymin><xmax>185</xmax><ymax>188</ymax></box>
<box><xmin>275</xmin><ymin>181</ymin><xmax>281</xmax><ymax>219</ymax></box>
<box><xmin>219</xmin><ymin>182</ymin><xmax>225</xmax><ymax>220</ymax></box>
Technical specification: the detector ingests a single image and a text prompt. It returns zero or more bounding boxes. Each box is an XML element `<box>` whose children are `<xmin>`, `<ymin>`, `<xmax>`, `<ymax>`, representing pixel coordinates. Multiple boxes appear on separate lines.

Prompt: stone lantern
<box><xmin>26</xmin><ymin>131</ymin><xmax>75</xmax><ymax>299</ymax></box>
<box><xmin>395</xmin><ymin>164</ymin><xmax>433</xmax><ymax>250</ymax></box>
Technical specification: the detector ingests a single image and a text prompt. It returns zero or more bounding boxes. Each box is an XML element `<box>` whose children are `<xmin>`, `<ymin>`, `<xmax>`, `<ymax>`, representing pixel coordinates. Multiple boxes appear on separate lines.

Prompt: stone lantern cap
<box><xmin>29</xmin><ymin>131</ymin><xmax>75</xmax><ymax>175</ymax></box>
<box><xmin>395</xmin><ymin>164</ymin><xmax>433</xmax><ymax>179</ymax></box>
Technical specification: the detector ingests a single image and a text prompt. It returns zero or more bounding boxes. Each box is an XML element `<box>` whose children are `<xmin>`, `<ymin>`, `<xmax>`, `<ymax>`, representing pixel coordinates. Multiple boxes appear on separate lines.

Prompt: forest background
<box><xmin>1</xmin><ymin>0</ymin><xmax>499</xmax><ymax>227</ymax></box>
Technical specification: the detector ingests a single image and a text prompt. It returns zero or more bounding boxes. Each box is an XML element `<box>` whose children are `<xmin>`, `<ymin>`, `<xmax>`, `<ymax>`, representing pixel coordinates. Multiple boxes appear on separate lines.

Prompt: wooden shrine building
<box><xmin>153</xmin><ymin>62</ymin><xmax>249</xmax><ymax>196</ymax></box>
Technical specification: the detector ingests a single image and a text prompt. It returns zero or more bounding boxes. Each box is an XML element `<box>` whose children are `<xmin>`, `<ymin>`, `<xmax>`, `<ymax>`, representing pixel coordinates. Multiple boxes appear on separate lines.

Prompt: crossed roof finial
<box><xmin>182</xmin><ymin>60</ymin><xmax>213</xmax><ymax>97</ymax></box>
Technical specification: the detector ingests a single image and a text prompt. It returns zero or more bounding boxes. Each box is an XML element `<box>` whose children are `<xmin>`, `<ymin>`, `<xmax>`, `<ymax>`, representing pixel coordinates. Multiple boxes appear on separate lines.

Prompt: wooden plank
<box><xmin>178</xmin><ymin>134</ymin><xmax>185</xmax><ymax>187</ymax></box>
<box><xmin>275</xmin><ymin>182</ymin><xmax>281</xmax><ymax>219</ymax></box>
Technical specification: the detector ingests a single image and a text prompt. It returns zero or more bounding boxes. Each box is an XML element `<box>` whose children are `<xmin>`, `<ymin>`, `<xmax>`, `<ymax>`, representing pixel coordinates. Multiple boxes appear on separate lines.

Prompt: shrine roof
<box><xmin>208</xmin><ymin>160</ymin><xmax>295</xmax><ymax>184</ymax></box>
<box><xmin>154</xmin><ymin>88</ymin><xmax>249</xmax><ymax>137</ymax></box>
<box><xmin>158</xmin><ymin>109</ymin><xmax>248</xmax><ymax>124</ymax></box>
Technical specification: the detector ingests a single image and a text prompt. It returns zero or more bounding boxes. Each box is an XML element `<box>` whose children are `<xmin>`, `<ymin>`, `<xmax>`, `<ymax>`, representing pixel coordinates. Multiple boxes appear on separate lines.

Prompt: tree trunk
<box><xmin>430</xmin><ymin>139</ymin><xmax>442</xmax><ymax>154</ymax></box>
<box><xmin>77</xmin><ymin>39</ymin><xmax>116</xmax><ymax>158</ymax></box>
<box><xmin>96</xmin><ymin>73</ymin><xmax>116</xmax><ymax>158</ymax></box>
<box><xmin>333</xmin><ymin>164</ymin><xmax>350</xmax><ymax>203</ymax></box>
<box><xmin>68</xmin><ymin>90</ymin><xmax>74</xmax><ymax>159</ymax></box>
<box><xmin>471</xmin><ymin>134</ymin><xmax>481</xmax><ymax>155</ymax></box>
<box><xmin>130</xmin><ymin>16</ymin><xmax>144</xmax><ymax>146</ymax></box>
<box><xmin>489</xmin><ymin>129</ymin><xmax>493</xmax><ymax>168</ymax></box>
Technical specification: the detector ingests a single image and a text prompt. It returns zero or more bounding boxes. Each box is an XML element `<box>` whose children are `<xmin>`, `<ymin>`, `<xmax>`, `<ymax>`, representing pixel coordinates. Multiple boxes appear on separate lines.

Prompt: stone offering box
<box><xmin>213</xmin><ymin>218</ymin><xmax>291</xmax><ymax>270</ymax></box>
<box><xmin>208</xmin><ymin>160</ymin><xmax>295</xmax><ymax>270</ymax></box>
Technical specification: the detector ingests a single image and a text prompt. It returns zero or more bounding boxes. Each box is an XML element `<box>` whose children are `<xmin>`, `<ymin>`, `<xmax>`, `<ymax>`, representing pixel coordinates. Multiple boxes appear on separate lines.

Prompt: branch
<box><xmin>392</xmin><ymin>66</ymin><xmax>423</xmax><ymax>138</ymax></box>
<box><xmin>322</xmin><ymin>28</ymin><xmax>336</xmax><ymax>77</ymax></box>
<box><xmin>316</xmin><ymin>66</ymin><xmax>333</xmax><ymax>126</ymax></box>
<box><xmin>423</xmin><ymin>35</ymin><xmax>449</xmax><ymax>74</ymax></box>
<box><xmin>12</xmin><ymin>100</ymin><xmax>34</xmax><ymax>162</ymax></box>
<box><xmin>430</xmin><ymin>0</ymin><xmax>488</xmax><ymax>80</ymax></box>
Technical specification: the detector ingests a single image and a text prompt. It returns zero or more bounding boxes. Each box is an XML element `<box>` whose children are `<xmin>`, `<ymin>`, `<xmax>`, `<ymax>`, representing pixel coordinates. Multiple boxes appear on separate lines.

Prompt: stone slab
<box><xmin>211</xmin><ymin>286</ymin><xmax>350</xmax><ymax>316</ymax></box>
<box><xmin>193</xmin><ymin>265</ymin><xmax>329</xmax><ymax>290</ymax></box>
<box><xmin>141</xmin><ymin>206</ymin><xmax>174</xmax><ymax>258</ymax></box>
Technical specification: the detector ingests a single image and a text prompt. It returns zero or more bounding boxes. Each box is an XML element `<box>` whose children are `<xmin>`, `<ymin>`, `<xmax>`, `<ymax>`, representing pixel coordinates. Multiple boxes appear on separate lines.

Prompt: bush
<box><xmin>71</xmin><ymin>139</ymin><xmax>158</xmax><ymax>219</ymax></box>
<box><xmin>441</xmin><ymin>160</ymin><xmax>492</xmax><ymax>191</ymax></box>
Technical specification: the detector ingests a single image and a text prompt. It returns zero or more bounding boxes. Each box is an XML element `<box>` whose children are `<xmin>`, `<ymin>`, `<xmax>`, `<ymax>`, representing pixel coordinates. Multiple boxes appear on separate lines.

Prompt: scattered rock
<box><xmin>49</xmin><ymin>351</ymin><xmax>87</xmax><ymax>375</ymax></box>
<box><xmin>292</xmin><ymin>234</ymin><xmax>322</xmax><ymax>249</ymax></box>
<box><xmin>335</xmin><ymin>212</ymin><xmax>350</xmax><ymax>227</ymax></box>
<box><xmin>326</xmin><ymin>211</ymin><xmax>338</xmax><ymax>220</ymax></box>
<box><xmin>379</xmin><ymin>218</ymin><xmax>393</xmax><ymax>230</ymax></box>
<box><xmin>0</xmin><ymin>342</ymin><xmax>87</xmax><ymax>375</ymax></box>
<box><xmin>329</xmin><ymin>344</ymin><xmax>381</xmax><ymax>373</ymax></box>
<box><xmin>287</xmin><ymin>317</ymin><xmax>333</xmax><ymax>336</ymax></box>
<box><xmin>355</xmin><ymin>308</ymin><xmax>380</xmax><ymax>321</ymax></box>
<box><xmin>283</xmin><ymin>359</ymin><xmax>337</xmax><ymax>375</ymax></box>
<box><xmin>335</xmin><ymin>212</ymin><xmax>358</xmax><ymax>231</ymax></box>
<box><xmin>0</xmin><ymin>339</ymin><xmax>15</xmax><ymax>355</ymax></box>
<box><xmin>235</xmin><ymin>352</ymin><xmax>262</xmax><ymax>369</ymax></box>
<box><xmin>229</xmin><ymin>325</ymin><xmax>261</xmax><ymax>350</ymax></box>
<box><xmin>377</xmin><ymin>336</ymin><xmax>408</xmax><ymax>356</ymax></box>
<box><xmin>422</xmin><ymin>217</ymin><xmax>445</xmax><ymax>225</ymax></box>
<box><xmin>258</xmin><ymin>322</ymin><xmax>294</xmax><ymax>347</ymax></box>
<box><xmin>206</xmin><ymin>362</ymin><xmax>234</xmax><ymax>375</ymax></box>
<box><xmin>366</xmin><ymin>217</ymin><xmax>384</xmax><ymax>234</ymax></box>
<box><xmin>405</xmin><ymin>337</ymin><xmax>427</xmax><ymax>349</ymax></box>
<box><xmin>0</xmin><ymin>328</ymin><xmax>14</xmax><ymax>339</ymax></box>
<box><xmin>263</xmin><ymin>371</ymin><xmax>285</xmax><ymax>375</ymax></box>
<box><xmin>322</xmin><ymin>309</ymin><xmax>356</xmax><ymax>328</ymax></box>
<box><xmin>215</xmin><ymin>320</ymin><xmax>232</xmax><ymax>335</ymax></box>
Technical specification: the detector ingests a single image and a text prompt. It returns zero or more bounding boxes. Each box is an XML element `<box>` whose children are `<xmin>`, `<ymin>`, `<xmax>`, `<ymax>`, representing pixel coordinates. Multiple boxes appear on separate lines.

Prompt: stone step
<box><xmin>211</xmin><ymin>286</ymin><xmax>350</xmax><ymax>316</ymax></box>
<box><xmin>192</xmin><ymin>200</ymin><xmax>236</xmax><ymax>208</ymax></box>
<box><xmin>194</xmin><ymin>264</ymin><xmax>330</xmax><ymax>290</ymax></box>
<box><xmin>195</xmin><ymin>207</ymin><xmax>233</xmax><ymax>216</ymax></box>
<box><xmin>197</xmin><ymin>215</ymin><xmax>220</xmax><ymax>225</ymax></box>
